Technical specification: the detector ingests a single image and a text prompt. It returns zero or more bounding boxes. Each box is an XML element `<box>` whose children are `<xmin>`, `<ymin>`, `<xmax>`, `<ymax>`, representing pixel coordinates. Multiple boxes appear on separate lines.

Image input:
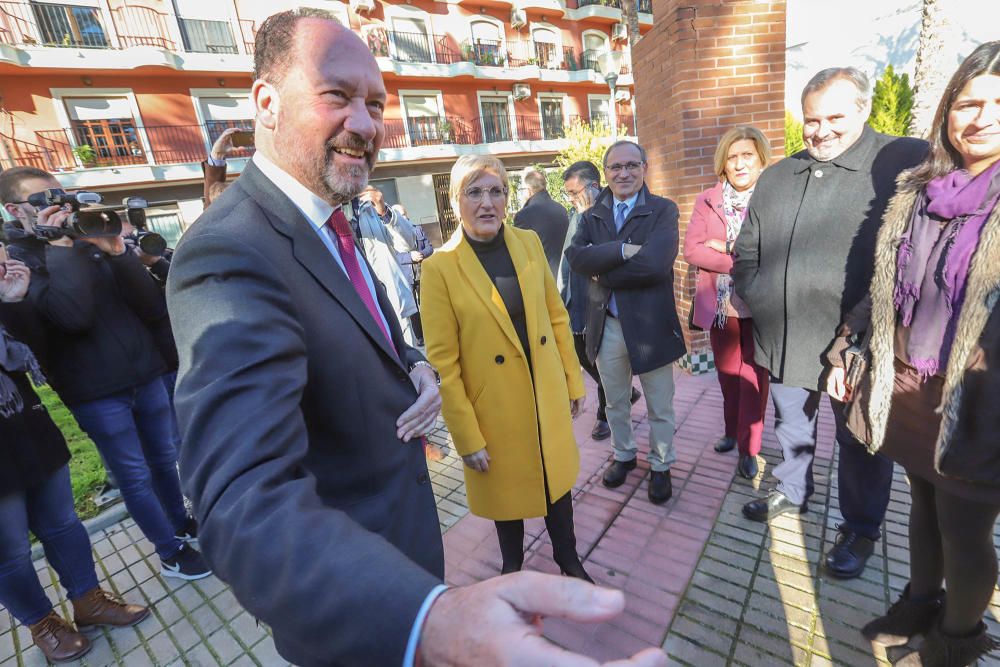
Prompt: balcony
<box><xmin>0</xmin><ymin>0</ymin><xmax>256</xmax><ymax>67</ymax></box>
<box><xmin>577</xmin><ymin>0</ymin><xmax>651</xmax><ymax>11</ymax></box>
<box><xmin>580</xmin><ymin>49</ymin><xmax>631</xmax><ymax>75</ymax></box>
<box><xmin>368</xmin><ymin>29</ymin><xmax>462</xmax><ymax>64</ymax></box>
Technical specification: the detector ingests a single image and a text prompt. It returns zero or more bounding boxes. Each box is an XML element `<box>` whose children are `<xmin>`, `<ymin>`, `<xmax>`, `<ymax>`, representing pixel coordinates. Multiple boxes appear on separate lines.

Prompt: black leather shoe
<box><xmin>630</xmin><ymin>387</ymin><xmax>641</xmax><ymax>405</ymax></box>
<box><xmin>591</xmin><ymin>420</ymin><xmax>611</xmax><ymax>441</ymax></box>
<box><xmin>742</xmin><ymin>491</ymin><xmax>807</xmax><ymax>522</ymax></box>
<box><xmin>737</xmin><ymin>454</ymin><xmax>758</xmax><ymax>479</ymax></box>
<box><xmin>714</xmin><ymin>436</ymin><xmax>737</xmax><ymax>453</ymax></box>
<box><xmin>602</xmin><ymin>458</ymin><xmax>637</xmax><ymax>488</ymax></box>
<box><xmin>558</xmin><ymin>559</ymin><xmax>595</xmax><ymax>584</ymax></box>
<box><xmin>825</xmin><ymin>527</ymin><xmax>875</xmax><ymax>579</ymax></box>
<box><xmin>648</xmin><ymin>470</ymin><xmax>672</xmax><ymax>505</ymax></box>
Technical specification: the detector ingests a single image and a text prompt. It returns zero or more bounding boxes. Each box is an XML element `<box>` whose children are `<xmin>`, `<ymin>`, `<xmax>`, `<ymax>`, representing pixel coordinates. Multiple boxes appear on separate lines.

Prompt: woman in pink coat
<box><xmin>683</xmin><ymin>126</ymin><xmax>771</xmax><ymax>479</ymax></box>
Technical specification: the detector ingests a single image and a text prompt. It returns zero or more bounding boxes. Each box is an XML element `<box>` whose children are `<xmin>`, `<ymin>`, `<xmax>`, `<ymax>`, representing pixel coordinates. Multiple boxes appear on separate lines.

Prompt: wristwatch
<box><xmin>410</xmin><ymin>360</ymin><xmax>440</xmax><ymax>385</ymax></box>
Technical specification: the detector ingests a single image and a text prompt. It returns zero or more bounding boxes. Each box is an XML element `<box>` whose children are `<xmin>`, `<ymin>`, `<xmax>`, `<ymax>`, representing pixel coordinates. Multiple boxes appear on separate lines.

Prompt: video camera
<box><xmin>26</xmin><ymin>188</ymin><xmax>121</xmax><ymax>241</ymax></box>
<box><xmin>121</xmin><ymin>196</ymin><xmax>167</xmax><ymax>257</ymax></box>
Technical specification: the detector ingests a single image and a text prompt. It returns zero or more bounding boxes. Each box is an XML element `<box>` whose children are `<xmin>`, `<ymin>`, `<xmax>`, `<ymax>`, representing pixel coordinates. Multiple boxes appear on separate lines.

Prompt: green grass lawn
<box><xmin>36</xmin><ymin>385</ymin><xmax>106</xmax><ymax>521</ymax></box>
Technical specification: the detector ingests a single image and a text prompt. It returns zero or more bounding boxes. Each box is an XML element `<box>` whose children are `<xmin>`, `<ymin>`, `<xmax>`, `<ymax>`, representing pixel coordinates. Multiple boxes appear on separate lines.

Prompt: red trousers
<box><xmin>709</xmin><ymin>317</ymin><xmax>769</xmax><ymax>456</ymax></box>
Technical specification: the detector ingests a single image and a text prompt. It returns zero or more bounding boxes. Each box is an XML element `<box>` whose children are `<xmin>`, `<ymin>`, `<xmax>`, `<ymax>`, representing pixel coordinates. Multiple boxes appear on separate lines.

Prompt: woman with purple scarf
<box><xmin>827</xmin><ymin>41</ymin><xmax>1000</xmax><ymax>666</ymax></box>
<box><xmin>684</xmin><ymin>126</ymin><xmax>772</xmax><ymax>480</ymax></box>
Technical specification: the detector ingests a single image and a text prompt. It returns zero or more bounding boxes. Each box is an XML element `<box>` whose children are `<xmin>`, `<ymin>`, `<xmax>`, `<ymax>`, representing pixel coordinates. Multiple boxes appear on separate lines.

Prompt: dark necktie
<box><xmin>326</xmin><ymin>208</ymin><xmax>397</xmax><ymax>355</ymax></box>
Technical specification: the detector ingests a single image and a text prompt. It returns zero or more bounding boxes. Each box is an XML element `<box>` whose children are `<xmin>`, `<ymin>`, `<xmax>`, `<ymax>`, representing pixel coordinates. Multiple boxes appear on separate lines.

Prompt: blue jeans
<box><xmin>0</xmin><ymin>466</ymin><xmax>99</xmax><ymax>626</ymax></box>
<box><xmin>70</xmin><ymin>378</ymin><xmax>187</xmax><ymax>560</ymax></box>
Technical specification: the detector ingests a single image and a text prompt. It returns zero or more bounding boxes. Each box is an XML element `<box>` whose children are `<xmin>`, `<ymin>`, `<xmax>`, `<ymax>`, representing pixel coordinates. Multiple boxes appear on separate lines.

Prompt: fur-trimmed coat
<box><xmin>845</xmin><ymin>175</ymin><xmax>1000</xmax><ymax>484</ymax></box>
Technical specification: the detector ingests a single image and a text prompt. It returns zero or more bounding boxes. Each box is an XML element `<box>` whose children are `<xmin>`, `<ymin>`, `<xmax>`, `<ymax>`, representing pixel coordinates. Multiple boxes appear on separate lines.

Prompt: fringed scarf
<box><xmin>894</xmin><ymin>159</ymin><xmax>1000</xmax><ymax>378</ymax></box>
<box><xmin>715</xmin><ymin>180</ymin><xmax>755</xmax><ymax>327</ymax></box>
<box><xmin>0</xmin><ymin>324</ymin><xmax>46</xmax><ymax>418</ymax></box>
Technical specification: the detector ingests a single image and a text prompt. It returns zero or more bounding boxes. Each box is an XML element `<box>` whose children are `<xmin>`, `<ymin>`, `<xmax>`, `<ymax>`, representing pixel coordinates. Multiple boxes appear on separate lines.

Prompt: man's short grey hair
<box><xmin>602</xmin><ymin>140</ymin><xmax>647</xmax><ymax>167</ymax></box>
<box><xmin>523</xmin><ymin>169</ymin><xmax>547</xmax><ymax>193</ymax></box>
<box><xmin>800</xmin><ymin>67</ymin><xmax>871</xmax><ymax>109</ymax></box>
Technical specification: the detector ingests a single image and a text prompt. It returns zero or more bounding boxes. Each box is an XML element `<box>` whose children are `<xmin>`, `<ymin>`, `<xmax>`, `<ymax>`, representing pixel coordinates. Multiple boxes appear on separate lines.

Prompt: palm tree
<box><xmin>909</xmin><ymin>0</ymin><xmax>961</xmax><ymax>137</ymax></box>
<box><xmin>620</xmin><ymin>0</ymin><xmax>641</xmax><ymax>47</ymax></box>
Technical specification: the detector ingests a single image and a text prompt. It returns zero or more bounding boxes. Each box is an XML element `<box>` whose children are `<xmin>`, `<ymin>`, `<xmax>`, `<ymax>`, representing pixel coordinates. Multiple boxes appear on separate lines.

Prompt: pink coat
<box><xmin>683</xmin><ymin>182</ymin><xmax>750</xmax><ymax>330</ymax></box>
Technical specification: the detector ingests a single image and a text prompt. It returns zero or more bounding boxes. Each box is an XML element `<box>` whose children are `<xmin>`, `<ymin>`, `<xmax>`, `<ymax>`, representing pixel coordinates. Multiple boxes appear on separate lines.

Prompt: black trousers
<box><xmin>573</xmin><ymin>333</ymin><xmax>607</xmax><ymax>422</ymax></box>
<box><xmin>494</xmin><ymin>491</ymin><xmax>580</xmax><ymax>572</ymax></box>
<box><xmin>908</xmin><ymin>474</ymin><xmax>1000</xmax><ymax>636</ymax></box>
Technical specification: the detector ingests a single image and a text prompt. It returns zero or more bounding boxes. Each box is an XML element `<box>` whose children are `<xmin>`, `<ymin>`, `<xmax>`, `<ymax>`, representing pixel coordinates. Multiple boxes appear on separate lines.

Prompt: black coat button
<box><xmin>495</xmin><ymin>355</ymin><xmax>505</xmax><ymax>364</ymax></box>
<box><xmin>417</xmin><ymin>473</ymin><xmax>430</xmax><ymax>485</ymax></box>
<box><xmin>541</xmin><ymin>336</ymin><xmax>547</xmax><ymax>345</ymax></box>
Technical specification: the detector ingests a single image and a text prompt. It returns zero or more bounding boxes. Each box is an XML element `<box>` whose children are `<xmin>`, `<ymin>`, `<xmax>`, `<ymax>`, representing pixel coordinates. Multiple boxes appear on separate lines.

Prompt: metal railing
<box><xmin>178</xmin><ymin>16</ymin><xmax>236</xmax><ymax>54</ymax></box>
<box><xmin>0</xmin><ymin>1</ymin><xmax>110</xmax><ymax>48</ymax></box>
<box><xmin>576</xmin><ymin>0</ymin><xmax>651</xmax><ymax>11</ymax></box>
<box><xmin>382</xmin><ymin>114</ymin><xmax>633</xmax><ymax>148</ymax></box>
<box><xmin>580</xmin><ymin>49</ymin><xmax>632</xmax><ymax>74</ymax></box>
<box><xmin>109</xmin><ymin>5</ymin><xmax>174</xmax><ymax>49</ymax></box>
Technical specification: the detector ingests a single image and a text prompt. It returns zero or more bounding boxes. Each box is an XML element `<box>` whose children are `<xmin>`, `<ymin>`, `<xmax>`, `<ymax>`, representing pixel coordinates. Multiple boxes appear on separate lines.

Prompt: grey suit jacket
<box><xmin>167</xmin><ymin>162</ymin><xmax>445</xmax><ymax>667</ymax></box>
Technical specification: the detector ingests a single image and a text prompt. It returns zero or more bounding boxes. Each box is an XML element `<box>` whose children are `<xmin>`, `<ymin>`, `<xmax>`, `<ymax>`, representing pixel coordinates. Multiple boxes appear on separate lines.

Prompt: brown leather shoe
<box><xmin>29</xmin><ymin>611</ymin><xmax>91</xmax><ymax>663</ymax></box>
<box><xmin>72</xmin><ymin>588</ymin><xmax>150</xmax><ymax>629</ymax></box>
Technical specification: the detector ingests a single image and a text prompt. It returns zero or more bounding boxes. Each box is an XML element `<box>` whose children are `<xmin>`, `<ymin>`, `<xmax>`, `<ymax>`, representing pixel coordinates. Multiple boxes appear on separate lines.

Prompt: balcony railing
<box><xmin>109</xmin><ymin>5</ymin><xmax>173</xmax><ymax>49</ymax></box>
<box><xmin>577</xmin><ymin>0</ymin><xmax>651</xmax><ymax>11</ymax></box>
<box><xmin>382</xmin><ymin>114</ymin><xmax>634</xmax><ymax>149</ymax></box>
<box><xmin>580</xmin><ymin>49</ymin><xmax>632</xmax><ymax>75</ymax></box>
<box><xmin>0</xmin><ymin>1</ymin><xmax>110</xmax><ymax>48</ymax></box>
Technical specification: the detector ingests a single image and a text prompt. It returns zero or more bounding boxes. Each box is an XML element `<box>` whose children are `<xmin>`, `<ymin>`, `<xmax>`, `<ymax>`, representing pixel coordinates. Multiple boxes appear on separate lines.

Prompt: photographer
<box><xmin>202</xmin><ymin>127</ymin><xmax>250</xmax><ymax>207</ymax></box>
<box><xmin>0</xmin><ymin>166</ymin><xmax>209</xmax><ymax>581</ymax></box>
<box><xmin>0</xmin><ymin>257</ymin><xmax>150</xmax><ymax>663</ymax></box>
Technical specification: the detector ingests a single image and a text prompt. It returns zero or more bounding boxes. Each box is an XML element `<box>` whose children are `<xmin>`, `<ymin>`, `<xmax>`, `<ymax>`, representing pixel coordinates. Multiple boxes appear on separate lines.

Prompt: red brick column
<box><xmin>633</xmin><ymin>0</ymin><xmax>786</xmax><ymax>373</ymax></box>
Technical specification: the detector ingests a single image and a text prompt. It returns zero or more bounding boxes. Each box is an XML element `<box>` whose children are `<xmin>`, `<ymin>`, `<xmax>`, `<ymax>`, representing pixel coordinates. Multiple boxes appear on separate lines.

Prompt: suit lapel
<box><xmin>455</xmin><ymin>234</ymin><xmax>524</xmax><ymax>353</ymax></box>
<box><xmin>240</xmin><ymin>163</ymin><xmax>404</xmax><ymax>368</ymax></box>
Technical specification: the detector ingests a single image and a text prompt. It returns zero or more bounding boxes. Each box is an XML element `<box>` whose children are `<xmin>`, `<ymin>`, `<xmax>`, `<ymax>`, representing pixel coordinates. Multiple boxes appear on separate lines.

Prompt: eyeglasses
<box><xmin>605</xmin><ymin>161</ymin><xmax>644</xmax><ymax>174</ymax></box>
<box><xmin>463</xmin><ymin>186</ymin><xmax>508</xmax><ymax>202</ymax></box>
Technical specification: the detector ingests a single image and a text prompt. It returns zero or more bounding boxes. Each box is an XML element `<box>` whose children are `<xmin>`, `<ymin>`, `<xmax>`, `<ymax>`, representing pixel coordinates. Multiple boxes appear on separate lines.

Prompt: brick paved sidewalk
<box><xmin>4</xmin><ymin>370</ymin><xmax>1000</xmax><ymax>666</ymax></box>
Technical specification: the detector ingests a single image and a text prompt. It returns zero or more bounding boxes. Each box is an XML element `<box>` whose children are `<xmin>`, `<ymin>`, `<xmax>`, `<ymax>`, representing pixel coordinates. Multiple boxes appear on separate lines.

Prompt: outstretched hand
<box><xmin>419</xmin><ymin>572</ymin><xmax>668</xmax><ymax>667</ymax></box>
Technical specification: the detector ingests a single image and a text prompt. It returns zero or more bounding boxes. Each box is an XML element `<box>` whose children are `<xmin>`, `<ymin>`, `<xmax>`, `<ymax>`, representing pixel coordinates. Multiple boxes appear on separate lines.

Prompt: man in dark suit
<box><xmin>566</xmin><ymin>141</ymin><xmax>687</xmax><ymax>506</ymax></box>
<box><xmin>168</xmin><ymin>8</ymin><xmax>666</xmax><ymax>667</ymax></box>
<box><xmin>514</xmin><ymin>168</ymin><xmax>569</xmax><ymax>276</ymax></box>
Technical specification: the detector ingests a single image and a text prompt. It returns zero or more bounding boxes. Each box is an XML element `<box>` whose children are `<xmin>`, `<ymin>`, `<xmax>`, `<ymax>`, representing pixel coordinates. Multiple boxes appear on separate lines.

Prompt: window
<box><xmin>31</xmin><ymin>2</ymin><xmax>109</xmax><ymax>48</ymax></box>
<box><xmin>401</xmin><ymin>94</ymin><xmax>444</xmax><ymax>146</ymax></box>
<box><xmin>532</xmin><ymin>27</ymin><xmax>558</xmax><ymax>68</ymax></box>
<box><xmin>539</xmin><ymin>97</ymin><xmax>564</xmax><ymax>139</ymax></box>
<box><xmin>391</xmin><ymin>17</ymin><xmax>432</xmax><ymax>63</ymax></box>
<box><xmin>198</xmin><ymin>96</ymin><xmax>254</xmax><ymax>142</ymax></box>
<box><xmin>479</xmin><ymin>96</ymin><xmax>512</xmax><ymax>143</ymax></box>
<box><xmin>582</xmin><ymin>32</ymin><xmax>608</xmax><ymax>70</ymax></box>
<box><xmin>64</xmin><ymin>97</ymin><xmax>145</xmax><ymax>166</ymax></box>
<box><xmin>588</xmin><ymin>95</ymin><xmax>611</xmax><ymax>127</ymax></box>
<box><xmin>469</xmin><ymin>21</ymin><xmax>504</xmax><ymax>66</ymax></box>
<box><xmin>174</xmin><ymin>0</ymin><xmax>236</xmax><ymax>53</ymax></box>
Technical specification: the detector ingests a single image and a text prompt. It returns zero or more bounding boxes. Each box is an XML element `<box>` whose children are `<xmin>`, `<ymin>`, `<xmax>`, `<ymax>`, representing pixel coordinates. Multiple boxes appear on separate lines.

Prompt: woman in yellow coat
<box><xmin>421</xmin><ymin>155</ymin><xmax>591</xmax><ymax>581</ymax></box>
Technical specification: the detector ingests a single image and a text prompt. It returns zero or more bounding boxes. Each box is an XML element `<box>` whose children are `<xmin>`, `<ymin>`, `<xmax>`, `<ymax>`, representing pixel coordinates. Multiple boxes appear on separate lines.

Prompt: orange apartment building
<box><xmin>0</xmin><ymin>0</ymin><xmax>652</xmax><ymax>244</ymax></box>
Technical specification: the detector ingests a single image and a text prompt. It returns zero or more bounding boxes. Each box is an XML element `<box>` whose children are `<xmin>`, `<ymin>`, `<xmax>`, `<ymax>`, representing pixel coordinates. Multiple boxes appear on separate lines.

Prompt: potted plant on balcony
<box><xmin>437</xmin><ymin>119</ymin><xmax>454</xmax><ymax>144</ymax></box>
<box><xmin>73</xmin><ymin>144</ymin><xmax>97</xmax><ymax>168</ymax></box>
<box><xmin>367</xmin><ymin>28</ymin><xmax>389</xmax><ymax>58</ymax></box>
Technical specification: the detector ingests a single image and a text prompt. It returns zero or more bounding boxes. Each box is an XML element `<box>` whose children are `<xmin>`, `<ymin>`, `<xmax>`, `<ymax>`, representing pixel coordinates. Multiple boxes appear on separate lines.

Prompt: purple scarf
<box><xmin>895</xmin><ymin>159</ymin><xmax>1000</xmax><ymax>377</ymax></box>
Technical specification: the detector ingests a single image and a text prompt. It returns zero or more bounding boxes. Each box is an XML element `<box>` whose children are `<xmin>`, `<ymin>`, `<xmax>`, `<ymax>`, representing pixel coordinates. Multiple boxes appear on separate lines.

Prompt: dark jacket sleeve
<box><xmin>167</xmin><ymin>233</ymin><xmax>440</xmax><ymax>666</ymax></box>
<box><xmin>27</xmin><ymin>245</ymin><xmax>99</xmax><ymax>332</ymax></box>
<box><xmin>732</xmin><ymin>203</ymin><xmax>762</xmax><ymax>305</ymax></box>
<box><xmin>565</xmin><ymin>213</ymin><xmax>626</xmax><ymax>277</ymax></box>
<box><xmin>106</xmin><ymin>252</ymin><xmax>168</xmax><ymax>323</ymax></box>
<box><xmin>598</xmin><ymin>200</ymin><xmax>679</xmax><ymax>289</ymax></box>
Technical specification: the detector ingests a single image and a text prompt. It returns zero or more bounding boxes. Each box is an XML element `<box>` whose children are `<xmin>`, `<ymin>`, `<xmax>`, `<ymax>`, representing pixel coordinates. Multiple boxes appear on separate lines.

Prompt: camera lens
<box><xmin>74</xmin><ymin>210</ymin><xmax>122</xmax><ymax>238</ymax></box>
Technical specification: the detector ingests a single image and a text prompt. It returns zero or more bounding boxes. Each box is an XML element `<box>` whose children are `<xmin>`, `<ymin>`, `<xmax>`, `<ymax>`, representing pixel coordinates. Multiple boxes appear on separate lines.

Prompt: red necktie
<box><xmin>326</xmin><ymin>209</ymin><xmax>397</xmax><ymax>355</ymax></box>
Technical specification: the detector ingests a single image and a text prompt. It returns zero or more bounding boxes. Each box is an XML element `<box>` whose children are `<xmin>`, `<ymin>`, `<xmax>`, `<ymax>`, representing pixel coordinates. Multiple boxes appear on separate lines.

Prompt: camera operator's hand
<box><xmin>132</xmin><ymin>245</ymin><xmax>161</xmax><ymax>268</ymax></box>
<box><xmin>37</xmin><ymin>205</ymin><xmax>74</xmax><ymax>248</ymax></box>
<box><xmin>0</xmin><ymin>259</ymin><xmax>31</xmax><ymax>303</ymax></box>
<box><xmin>210</xmin><ymin>127</ymin><xmax>247</xmax><ymax>161</ymax></box>
<box><xmin>81</xmin><ymin>235</ymin><xmax>126</xmax><ymax>257</ymax></box>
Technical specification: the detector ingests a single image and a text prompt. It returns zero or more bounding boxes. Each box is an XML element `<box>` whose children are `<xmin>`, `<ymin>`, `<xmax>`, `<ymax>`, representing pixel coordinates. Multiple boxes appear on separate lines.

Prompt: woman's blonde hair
<box><xmin>712</xmin><ymin>126</ymin><xmax>772</xmax><ymax>180</ymax></box>
<box><xmin>449</xmin><ymin>155</ymin><xmax>508</xmax><ymax>214</ymax></box>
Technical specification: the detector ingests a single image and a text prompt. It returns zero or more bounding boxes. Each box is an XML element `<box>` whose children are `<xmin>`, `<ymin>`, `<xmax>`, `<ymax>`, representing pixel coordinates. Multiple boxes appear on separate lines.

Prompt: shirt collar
<box><xmin>793</xmin><ymin>124</ymin><xmax>877</xmax><ymax>174</ymax></box>
<box><xmin>252</xmin><ymin>152</ymin><xmax>340</xmax><ymax>231</ymax></box>
<box><xmin>613</xmin><ymin>191</ymin><xmax>640</xmax><ymax>213</ymax></box>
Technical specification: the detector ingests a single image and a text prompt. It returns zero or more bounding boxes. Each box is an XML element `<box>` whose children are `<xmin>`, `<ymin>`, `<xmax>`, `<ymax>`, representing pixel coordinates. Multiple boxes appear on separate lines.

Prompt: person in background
<box><xmin>828</xmin><ymin>41</ymin><xmax>1000</xmax><ymax>666</ymax></box>
<box><xmin>421</xmin><ymin>154</ymin><xmax>592</xmax><ymax>581</ymax></box>
<box><xmin>566</xmin><ymin>141</ymin><xmax>686</xmax><ymax>505</ymax></box>
<box><xmin>732</xmin><ymin>67</ymin><xmax>928</xmax><ymax>580</ymax></box>
<box><xmin>357</xmin><ymin>184</ymin><xmax>421</xmax><ymax>346</ymax></box>
<box><xmin>559</xmin><ymin>160</ymin><xmax>640</xmax><ymax>442</ymax></box>
<box><xmin>0</xmin><ymin>258</ymin><xmax>149</xmax><ymax>664</ymax></box>
<box><xmin>683</xmin><ymin>126</ymin><xmax>772</xmax><ymax>480</ymax></box>
<box><xmin>390</xmin><ymin>202</ymin><xmax>433</xmax><ymax>346</ymax></box>
<box><xmin>514</xmin><ymin>167</ymin><xmax>569</xmax><ymax>277</ymax></box>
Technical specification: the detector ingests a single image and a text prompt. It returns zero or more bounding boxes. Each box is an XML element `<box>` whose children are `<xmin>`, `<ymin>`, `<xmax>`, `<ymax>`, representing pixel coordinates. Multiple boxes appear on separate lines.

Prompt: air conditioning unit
<box><xmin>350</xmin><ymin>0</ymin><xmax>375</xmax><ymax>15</ymax></box>
<box><xmin>510</xmin><ymin>8</ymin><xmax>527</xmax><ymax>29</ymax></box>
<box><xmin>612</xmin><ymin>22</ymin><xmax>628</xmax><ymax>42</ymax></box>
<box><xmin>512</xmin><ymin>83</ymin><xmax>531</xmax><ymax>100</ymax></box>
<box><xmin>615</xmin><ymin>88</ymin><xmax>631</xmax><ymax>102</ymax></box>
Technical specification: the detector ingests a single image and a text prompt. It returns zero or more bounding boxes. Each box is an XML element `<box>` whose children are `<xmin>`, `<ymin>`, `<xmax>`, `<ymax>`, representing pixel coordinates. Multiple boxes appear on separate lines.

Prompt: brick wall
<box><xmin>633</xmin><ymin>0</ymin><xmax>786</xmax><ymax>369</ymax></box>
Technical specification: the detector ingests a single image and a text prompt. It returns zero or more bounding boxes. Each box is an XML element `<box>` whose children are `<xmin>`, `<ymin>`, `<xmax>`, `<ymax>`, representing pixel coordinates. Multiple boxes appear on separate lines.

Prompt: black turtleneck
<box><xmin>465</xmin><ymin>226</ymin><xmax>531</xmax><ymax>370</ymax></box>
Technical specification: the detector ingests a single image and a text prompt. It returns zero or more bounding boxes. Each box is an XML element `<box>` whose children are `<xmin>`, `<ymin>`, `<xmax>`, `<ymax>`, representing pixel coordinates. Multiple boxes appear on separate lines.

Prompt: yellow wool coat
<box><xmin>420</xmin><ymin>226</ymin><xmax>586</xmax><ymax>521</ymax></box>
